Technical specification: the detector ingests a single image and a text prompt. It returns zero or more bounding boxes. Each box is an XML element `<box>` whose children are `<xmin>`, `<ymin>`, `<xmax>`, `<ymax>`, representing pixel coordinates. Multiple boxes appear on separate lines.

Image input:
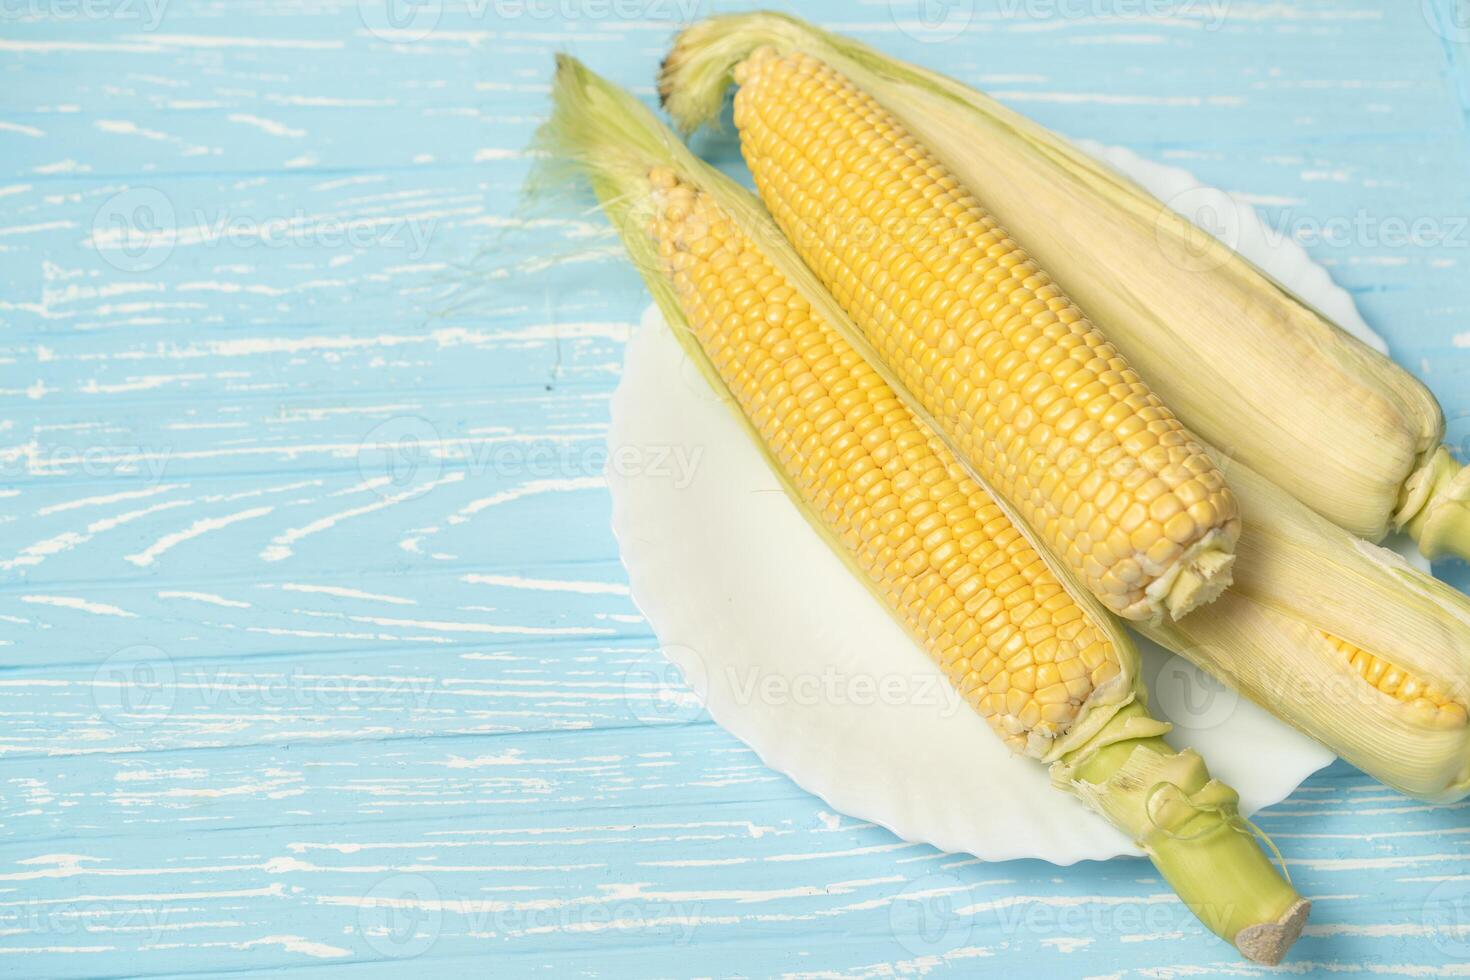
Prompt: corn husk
<box><xmin>1143</xmin><ymin>457</ymin><xmax>1470</xmax><ymax>802</ymax></box>
<box><xmin>658</xmin><ymin>11</ymin><xmax>1470</xmax><ymax>562</ymax></box>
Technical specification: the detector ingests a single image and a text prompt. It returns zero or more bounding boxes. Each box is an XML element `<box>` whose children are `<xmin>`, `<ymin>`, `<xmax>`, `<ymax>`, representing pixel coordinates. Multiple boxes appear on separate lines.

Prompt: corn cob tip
<box><xmin>1236</xmin><ymin>898</ymin><xmax>1310</xmax><ymax>966</ymax></box>
<box><xmin>731</xmin><ymin>45</ymin><xmax>779</xmax><ymax>85</ymax></box>
<box><xmin>1154</xmin><ymin>533</ymin><xmax>1236</xmax><ymax>622</ymax></box>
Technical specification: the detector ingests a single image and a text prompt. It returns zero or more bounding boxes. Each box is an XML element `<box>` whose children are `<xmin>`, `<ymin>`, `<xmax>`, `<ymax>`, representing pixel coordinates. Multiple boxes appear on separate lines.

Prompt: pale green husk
<box><xmin>659</xmin><ymin>12</ymin><xmax>1470</xmax><ymax>803</ymax></box>
<box><xmin>1142</xmin><ymin>457</ymin><xmax>1470</xmax><ymax>802</ymax></box>
<box><xmin>657</xmin><ymin>10</ymin><xmax>1470</xmax><ymax>560</ymax></box>
<box><xmin>538</xmin><ymin>56</ymin><xmax>1306</xmax><ymax>963</ymax></box>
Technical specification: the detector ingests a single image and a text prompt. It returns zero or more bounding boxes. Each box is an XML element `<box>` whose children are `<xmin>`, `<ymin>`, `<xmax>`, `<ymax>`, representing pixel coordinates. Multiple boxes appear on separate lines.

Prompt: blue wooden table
<box><xmin>4</xmin><ymin>1</ymin><xmax>1470</xmax><ymax>975</ymax></box>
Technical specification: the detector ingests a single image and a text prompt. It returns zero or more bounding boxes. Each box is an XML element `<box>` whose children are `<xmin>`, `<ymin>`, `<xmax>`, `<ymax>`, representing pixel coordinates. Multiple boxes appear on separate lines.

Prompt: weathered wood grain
<box><xmin>3</xmin><ymin>0</ymin><xmax>1470</xmax><ymax>975</ymax></box>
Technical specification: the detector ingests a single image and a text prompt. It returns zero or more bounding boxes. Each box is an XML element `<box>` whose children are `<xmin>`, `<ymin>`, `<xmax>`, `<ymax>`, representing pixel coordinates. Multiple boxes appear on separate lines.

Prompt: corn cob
<box><xmin>658</xmin><ymin>11</ymin><xmax>1470</xmax><ymax>563</ymax></box>
<box><xmin>647</xmin><ymin>166</ymin><xmax>1120</xmax><ymax>751</ymax></box>
<box><xmin>659</xmin><ymin>21</ymin><xmax>1470</xmax><ymax>803</ymax></box>
<box><xmin>699</xmin><ymin>46</ymin><xmax>1241</xmax><ymax>628</ymax></box>
<box><xmin>539</xmin><ymin>55</ymin><xmax>1306</xmax><ymax>963</ymax></box>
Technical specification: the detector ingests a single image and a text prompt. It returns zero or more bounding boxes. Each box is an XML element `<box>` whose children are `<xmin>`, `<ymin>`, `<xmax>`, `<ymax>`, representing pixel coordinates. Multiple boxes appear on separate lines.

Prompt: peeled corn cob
<box><xmin>540</xmin><ymin>55</ymin><xmax>1306</xmax><ymax>963</ymax></box>
<box><xmin>697</xmin><ymin>46</ymin><xmax>1241</xmax><ymax>627</ymax></box>
<box><xmin>659</xmin><ymin>11</ymin><xmax>1470</xmax><ymax>562</ymax></box>
<box><xmin>648</xmin><ymin>166</ymin><xmax>1120</xmax><ymax>751</ymax></box>
<box><xmin>660</xmin><ymin>21</ymin><xmax>1470</xmax><ymax>803</ymax></box>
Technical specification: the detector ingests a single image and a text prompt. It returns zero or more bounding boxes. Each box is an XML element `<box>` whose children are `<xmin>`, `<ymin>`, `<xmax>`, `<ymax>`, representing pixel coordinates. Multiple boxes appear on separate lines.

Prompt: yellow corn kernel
<box><xmin>1324</xmin><ymin>632</ymin><xmax>1469</xmax><ymax>730</ymax></box>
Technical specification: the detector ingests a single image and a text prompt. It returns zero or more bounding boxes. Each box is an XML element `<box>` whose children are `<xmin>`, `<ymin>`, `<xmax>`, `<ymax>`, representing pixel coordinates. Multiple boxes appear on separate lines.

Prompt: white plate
<box><xmin>607</xmin><ymin>145</ymin><xmax>1343</xmax><ymax>863</ymax></box>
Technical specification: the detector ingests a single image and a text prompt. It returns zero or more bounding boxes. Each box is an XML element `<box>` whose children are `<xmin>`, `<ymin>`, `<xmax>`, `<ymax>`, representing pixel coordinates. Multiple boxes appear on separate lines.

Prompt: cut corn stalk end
<box><xmin>1237</xmin><ymin>900</ymin><xmax>1313</xmax><ymax>967</ymax></box>
<box><xmin>1398</xmin><ymin>445</ymin><xmax>1470</xmax><ymax>563</ymax></box>
<box><xmin>1057</xmin><ymin>702</ymin><xmax>1307</xmax><ymax>964</ymax></box>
